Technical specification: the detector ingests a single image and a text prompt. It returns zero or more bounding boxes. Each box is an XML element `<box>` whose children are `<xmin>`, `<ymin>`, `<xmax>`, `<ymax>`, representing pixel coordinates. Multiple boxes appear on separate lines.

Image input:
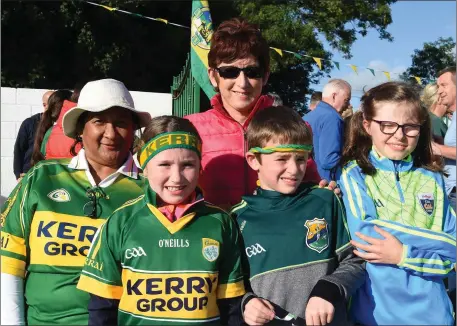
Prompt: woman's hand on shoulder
<box><xmin>318</xmin><ymin>179</ymin><xmax>341</xmax><ymax>197</ymax></box>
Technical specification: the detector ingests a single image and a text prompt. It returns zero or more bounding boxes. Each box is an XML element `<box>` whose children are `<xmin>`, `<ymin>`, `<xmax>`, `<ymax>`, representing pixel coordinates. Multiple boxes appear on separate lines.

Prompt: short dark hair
<box><xmin>437</xmin><ymin>66</ymin><xmax>456</xmax><ymax>85</ymax></box>
<box><xmin>208</xmin><ymin>18</ymin><xmax>270</xmax><ymax>73</ymax></box>
<box><xmin>310</xmin><ymin>91</ymin><xmax>322</xmax><ymax>105</ymax></box>
<box><xmin>247</xmin><ymin>106</ymin><xmax>312</xmax><ymax>149</ymax></box>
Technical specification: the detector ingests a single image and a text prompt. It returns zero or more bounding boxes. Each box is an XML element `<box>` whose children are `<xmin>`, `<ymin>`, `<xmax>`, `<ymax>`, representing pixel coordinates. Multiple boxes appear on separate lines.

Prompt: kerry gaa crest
<box><xmin>304</xmin><ymin>218</ymin><xmax>329</xmax><ymax>253</ymax></box>
<box><xmin>417</xmin><ymin>193</ymin><xmax>435</xmax><ymax>216</ymax></box>
<box><xmin>48</xmin><ymin>189</ymin><xmax>71</xmax><ymax>202</ymax></box>
<box><xmin>202</xmin><ymin>238</ymin><xmax>219</xmax><ymax>262</ymax></box>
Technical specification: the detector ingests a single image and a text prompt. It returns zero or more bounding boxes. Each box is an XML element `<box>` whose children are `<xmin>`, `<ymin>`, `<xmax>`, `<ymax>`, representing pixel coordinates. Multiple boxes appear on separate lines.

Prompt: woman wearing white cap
<box><xmin>1</xmin><ymin>79</ymin><xmax>151</xmax><ymax>325</ymax></box>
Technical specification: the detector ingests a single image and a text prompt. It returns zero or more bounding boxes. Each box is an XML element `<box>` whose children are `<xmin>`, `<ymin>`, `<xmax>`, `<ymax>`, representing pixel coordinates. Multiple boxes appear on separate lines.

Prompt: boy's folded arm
<box><xmin>313</xmin><ymin>244</ymin><xmax>366</xmax><ymax>303</ymax></box>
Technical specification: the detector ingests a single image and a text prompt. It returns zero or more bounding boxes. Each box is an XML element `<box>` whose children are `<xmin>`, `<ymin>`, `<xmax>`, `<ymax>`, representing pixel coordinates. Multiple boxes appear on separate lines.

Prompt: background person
<box><xmin>309</xmin><ymin>91</ymin><xmax>322</xmax><ymax>111</ymax></box>
<box><xmin>421</xmin><ymin>83</ymin><xmax>448</xmax><ymax>143</ymax></box>
<box><xmin>0</xmin><ymin>78</ymin><xmax>151</xmax><ymax>325</ymax></box>
<box><xmin>30</xmin><ymin>89</ymin><xmax>73</xmax><ymax>166</ymax></box>
<box><xmin>304</xmin><ymin>79</ymin><xmax>352</xmax><ymax>181</ymax></box>
<box><xmin>13</xmin><ymin>90</ymin><xmax>54</xmax><ymax>181</ymax></box>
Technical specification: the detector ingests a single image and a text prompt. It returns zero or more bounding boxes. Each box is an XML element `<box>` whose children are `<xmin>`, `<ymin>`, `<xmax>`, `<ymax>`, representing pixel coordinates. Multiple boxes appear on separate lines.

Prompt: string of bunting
<box><xmin>84</xmin><ymin>1</ymin><xmax>430</xmax><ymax>85</ymax></box>
<box><xmin>270</xmin><ymin>47</ymin><xmax>429</xmax><ymax>85</ymax></box>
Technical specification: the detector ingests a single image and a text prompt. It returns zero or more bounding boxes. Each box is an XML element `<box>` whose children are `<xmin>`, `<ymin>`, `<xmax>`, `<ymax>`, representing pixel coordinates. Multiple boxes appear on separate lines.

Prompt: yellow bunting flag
<box><xmin>413</xmin><ymin>76</ymin><xmax>422</xmax><ymax>85</ymax></box>
<box><xmin>156</xmin><ymin>18</ymin><xmax>168</xmax><ymax>24</ymax></box>
<box><xmin>271</xmin><ymin>47</ymin><xmax>283</xmax><ymax>57</ymax></box>
<box><xmin>100</xmin><ymin>4</ymin><xmax>116</xmax><ymax>11</ymax></box>
<box><xmin>349</xmin><ymin>64</ymin><xmax>358</xmax><ymax>75</ymax></box>
<box><xmin>313</xmin><ymin>57</ymin><xmax>322</xmax><ymax>70</ymax></box>
<box><xmin>383</xmin><ymin>71</ymin><xmax>391</xmax><ymax>80</ymax></box>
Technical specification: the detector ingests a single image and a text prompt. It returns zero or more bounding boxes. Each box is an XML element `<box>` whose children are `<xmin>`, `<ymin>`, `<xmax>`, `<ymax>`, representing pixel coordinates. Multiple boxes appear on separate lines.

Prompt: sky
<box><xmin>313</xmin><ymin>1</ymin><xmax>456</xmax><ymax>109</ymax></box>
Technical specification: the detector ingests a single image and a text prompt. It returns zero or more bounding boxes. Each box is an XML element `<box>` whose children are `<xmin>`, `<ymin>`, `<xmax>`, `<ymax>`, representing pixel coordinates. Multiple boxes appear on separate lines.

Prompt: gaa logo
<box><xmin>245</xmin><ymin>243</ymin><xmax>266</xmax><ymax>257</ymax></box>
<box><xmin>125</xmin><ymin>247</ymin><xmax>147</xmax><ymax>259</ymax></box>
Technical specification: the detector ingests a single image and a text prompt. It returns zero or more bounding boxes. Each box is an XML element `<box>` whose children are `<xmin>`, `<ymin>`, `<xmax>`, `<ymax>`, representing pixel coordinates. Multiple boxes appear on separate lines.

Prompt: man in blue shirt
<box><xmin>433</xmin><ymin>67</ymin><xmax>456</xmax><ymax>208</ymax></box>
<box><xmin>304</xmin><ymin>79</ymin><xmax>351</xmax><ymax>181</ymax></box>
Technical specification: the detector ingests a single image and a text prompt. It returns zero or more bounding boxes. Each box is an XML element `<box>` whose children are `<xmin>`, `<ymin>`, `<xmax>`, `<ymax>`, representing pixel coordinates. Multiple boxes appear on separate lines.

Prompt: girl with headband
<box><xmin>77</xmin><ymin>116</ymin><xmax>246</xmax><ymax>325</ymax></box>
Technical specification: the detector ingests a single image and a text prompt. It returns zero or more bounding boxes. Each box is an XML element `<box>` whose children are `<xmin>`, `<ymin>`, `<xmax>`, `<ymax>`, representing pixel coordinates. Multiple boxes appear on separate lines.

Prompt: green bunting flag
<box><xmin>190</xmin><ymin>1</ymin><xmax>216</xmax><ymax>99</ymax></box>
<box><xmin>333</xmin><ymin>61</ymin><xmax>340</xmax><ymax>70</ymax></box>
<box><xmin>367</xmin><ymin>68</ymin><xmax>376</xmax><ymax>76</ymax></box>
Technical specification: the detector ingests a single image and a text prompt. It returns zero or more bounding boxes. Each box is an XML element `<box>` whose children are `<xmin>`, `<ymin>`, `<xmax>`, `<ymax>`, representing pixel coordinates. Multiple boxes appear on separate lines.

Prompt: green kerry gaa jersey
<box><xmin>0</xmin><ymin>159</ymin><xmax>145</xmax><ymax>325</ymax></box>
<box><xmin>77</xmin><ymin>186</ymin><xmax>245</xmax><ymax>325</ymax></box>
<box><xmin>231</xmin><ymin>184</ymin><xmax>365</xmax><ymax>322</ymax></box>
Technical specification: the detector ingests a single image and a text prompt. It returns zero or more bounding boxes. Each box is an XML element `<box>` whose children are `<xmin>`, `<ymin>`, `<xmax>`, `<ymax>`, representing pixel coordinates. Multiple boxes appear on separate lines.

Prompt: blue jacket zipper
<box><xmin>394</xmin><ymin>161</ymin><xmax>405</xmax><ymax>203</ymax></box>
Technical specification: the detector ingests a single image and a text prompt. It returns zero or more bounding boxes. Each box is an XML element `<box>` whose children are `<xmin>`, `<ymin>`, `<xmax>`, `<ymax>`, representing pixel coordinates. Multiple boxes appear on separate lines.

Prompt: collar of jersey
<box><xmin>68</xmin><ymin>149</ymin><xmax>139</xmax><ymax>187</ymax></box>
<box><xmin>143</xmin><ymin>182</ymin><xmax>204</xmax><ymax>234</ymax></box>
<box><xmin>369</xmin><ymin>147</ymin><xmax>413</xmax><ymax>172</ymax></box>
<box><xmin>242</xmin><ymin>184</ymin><xmax>314</xmax><ymax>211</ymax></box>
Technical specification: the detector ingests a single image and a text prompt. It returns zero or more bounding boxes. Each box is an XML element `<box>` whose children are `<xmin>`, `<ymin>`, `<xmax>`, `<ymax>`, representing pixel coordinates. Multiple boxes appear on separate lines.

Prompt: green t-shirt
<box><xmin>77</xmin><ymin>186</ymin><xmax>245</xmax><ymax>325</ymax></box>
<box><xmin>0</xmin><ymin>159</ymin><xmax>145</xmax><ymax>325</ymax></box>
<box><xmin>430</xmin><ymin>112</ymin><xmax>448</xmax><ymax>143</ymax></box>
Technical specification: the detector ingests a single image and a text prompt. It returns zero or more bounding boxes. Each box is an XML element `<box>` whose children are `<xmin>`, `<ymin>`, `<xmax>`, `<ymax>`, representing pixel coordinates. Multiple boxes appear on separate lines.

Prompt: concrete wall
<box><xmin>1</xmin><ymin>87</ymin><xmax>172</xmax><ymax>198</ymax></box>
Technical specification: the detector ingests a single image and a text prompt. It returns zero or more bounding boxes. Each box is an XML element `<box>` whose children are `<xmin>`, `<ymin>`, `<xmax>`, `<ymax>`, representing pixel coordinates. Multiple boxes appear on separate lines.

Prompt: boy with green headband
<box><xmin>77</xmin><ymin>116</ymin><xmax>246</xmax><ymax>325</ymax></box>
<box><xmin>234</xmin><ymin>106</ymin><xmax>365</xmax><ymax>326</ymax></box>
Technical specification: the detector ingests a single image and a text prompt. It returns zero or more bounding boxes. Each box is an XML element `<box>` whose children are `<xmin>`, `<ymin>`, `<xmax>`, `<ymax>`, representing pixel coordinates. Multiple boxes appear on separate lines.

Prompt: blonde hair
<box><xmin>421</xmin><ymin>83</ymin><xmax>440</xmax><ymax>110</ymax></box>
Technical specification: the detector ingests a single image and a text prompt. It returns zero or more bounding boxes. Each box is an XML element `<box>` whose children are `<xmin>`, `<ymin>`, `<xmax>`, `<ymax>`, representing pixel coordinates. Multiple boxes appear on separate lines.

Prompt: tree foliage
<box><xmin>1</xmin><ymin>0</ymin><xmax>395</xmax><ymax>111</ymax></box>
<box><xmin>401</xmin><ymin>37</ymin><xmax>456</xmax><ymax>84</ymax></box>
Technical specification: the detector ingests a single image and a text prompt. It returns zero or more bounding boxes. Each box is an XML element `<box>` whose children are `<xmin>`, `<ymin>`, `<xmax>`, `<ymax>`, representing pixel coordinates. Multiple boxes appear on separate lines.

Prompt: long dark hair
<box><xmin>31</xmin><ymin>89</ymin><xmax>72</xmax><ymax>166</ymax></box>
<box><xmin>341</xmin><ymin>81</ymin><xmax>443</xmax><ymax>175</ymax></box>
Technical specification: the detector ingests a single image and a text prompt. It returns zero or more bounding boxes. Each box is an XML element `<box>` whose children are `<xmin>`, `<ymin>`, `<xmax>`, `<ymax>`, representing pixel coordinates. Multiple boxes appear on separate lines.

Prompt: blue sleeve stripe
<box><xmin>341</xmin><ymin>171</ymin><xmax>359</xmax><ymax>219</ymax></box>
<box><xmin>405</xmin><ymin>258</ymin><xmax>453</xmax><ymax>266</ymax></box>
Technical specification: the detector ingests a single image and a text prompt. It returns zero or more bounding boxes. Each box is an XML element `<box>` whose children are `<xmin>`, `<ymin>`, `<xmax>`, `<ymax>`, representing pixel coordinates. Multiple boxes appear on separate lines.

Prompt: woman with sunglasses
<box><xmin>1</xmin><ymin>79</ymin><xmax>151</xmax><ymax>325</ymax></box>
<box><xmin>186</xmin><ymin>18</ymin><xmax>322</xmax><ymax>209</ymax></box>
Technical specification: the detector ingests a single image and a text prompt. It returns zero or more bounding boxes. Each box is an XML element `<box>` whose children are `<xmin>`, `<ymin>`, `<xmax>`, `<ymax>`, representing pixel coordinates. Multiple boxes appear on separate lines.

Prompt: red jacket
<box><xmin>45</xmin><ymin>100</ymin><xmax>82</xmax><ymax>159</ymax></box>
<box><xmin>186</xmin><ymin>94</ymin><xmax>320</xmax><ymax>208</ymax></box>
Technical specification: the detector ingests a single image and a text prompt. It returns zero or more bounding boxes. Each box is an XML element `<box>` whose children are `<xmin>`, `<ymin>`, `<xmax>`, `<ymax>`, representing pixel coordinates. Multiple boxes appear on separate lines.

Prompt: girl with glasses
<box><xmin>339</xmin><ymin>81</ymin><xmax>456</xmax><ymax>325</ymax></box>
<box><xmin>77</xmin><ymin>116</ymin><xmax>246</xmax><ymax>325</ymax></box>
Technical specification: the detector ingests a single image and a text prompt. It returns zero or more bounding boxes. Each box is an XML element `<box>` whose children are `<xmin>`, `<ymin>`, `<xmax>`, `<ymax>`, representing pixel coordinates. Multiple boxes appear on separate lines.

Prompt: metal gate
<box><xmin>171</xmin><ymin>53</ymin><xmax>201</xmax><ymax>117</ymax></box>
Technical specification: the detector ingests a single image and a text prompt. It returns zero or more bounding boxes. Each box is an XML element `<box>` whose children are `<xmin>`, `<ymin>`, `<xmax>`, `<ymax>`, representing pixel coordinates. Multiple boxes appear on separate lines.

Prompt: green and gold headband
<box><xmin>249</xmin><ymin>144</ymin><xmax>313</xmax><ymax>154</ymax></box>
<box><xmin>138</xmin><ymin>132</ymin><xmax>202</xmax><ymax>169</ymax></box>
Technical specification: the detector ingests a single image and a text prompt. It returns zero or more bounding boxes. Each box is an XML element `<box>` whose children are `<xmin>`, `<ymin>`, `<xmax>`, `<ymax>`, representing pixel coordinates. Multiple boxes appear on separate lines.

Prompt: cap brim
<box><xmin>63</xmin><ymin>106</ymin><xmax>152</xmax><ymax>138</ymax></box>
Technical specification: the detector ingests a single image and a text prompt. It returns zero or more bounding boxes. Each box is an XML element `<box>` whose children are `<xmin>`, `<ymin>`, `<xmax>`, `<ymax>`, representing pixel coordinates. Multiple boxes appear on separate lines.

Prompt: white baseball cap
<box><xmin>63</xmin><ymin>78</ymin><xmax>152</xmax><ymax>138</ymax></box>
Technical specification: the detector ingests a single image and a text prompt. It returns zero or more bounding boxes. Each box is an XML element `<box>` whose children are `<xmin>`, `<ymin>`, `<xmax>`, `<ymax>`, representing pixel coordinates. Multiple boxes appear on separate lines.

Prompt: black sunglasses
<box><xmin>214</xmin><ymin>66</ymin><xmax>264</xmax><ymax>79</ymax></box>
<box><xmin>83</xmin><ymin>187</ymin><xmax>106</xmax><ymax>218</ymax></box>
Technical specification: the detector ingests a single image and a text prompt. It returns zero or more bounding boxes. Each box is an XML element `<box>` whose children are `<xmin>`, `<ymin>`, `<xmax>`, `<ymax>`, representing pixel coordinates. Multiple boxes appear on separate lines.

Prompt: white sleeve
<box><xmin>1</xmin><ymin>272</ymin><xmax>25</xmax><ymax>325</ymax></box>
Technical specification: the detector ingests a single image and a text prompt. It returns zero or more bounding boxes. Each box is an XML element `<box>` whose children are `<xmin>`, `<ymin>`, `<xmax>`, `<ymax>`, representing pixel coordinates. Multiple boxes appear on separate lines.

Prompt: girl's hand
<box><xmin>305</xmin><ymin>297</ymin><xmax>335</xmax><ymax>326</ymax></box>
<box><xmin>350</xmin><ymin>226</ymin><xmax>403</xmax><ymax>264</ymax></box>
<box><xmin>243</xmin><ymin>298</ymin><xmax>275</xmax><ymax>325</ymax></box>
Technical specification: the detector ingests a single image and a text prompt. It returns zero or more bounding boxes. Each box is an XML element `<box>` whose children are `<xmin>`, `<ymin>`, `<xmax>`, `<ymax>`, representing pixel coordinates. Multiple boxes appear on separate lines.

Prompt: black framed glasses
<box><xmin>372</xmin><ymin>119</ymin><xmax>421</xmax><ymax>137</ymax></box>
<box><xmin>83</xmin><ymin>187</ymin><xmax>106</xmax><ymax>218</ymax></box>
<box><xmin>214</xmin><ymin>66</ymin><xmax>264</xmax><ymax>79</ymax></box>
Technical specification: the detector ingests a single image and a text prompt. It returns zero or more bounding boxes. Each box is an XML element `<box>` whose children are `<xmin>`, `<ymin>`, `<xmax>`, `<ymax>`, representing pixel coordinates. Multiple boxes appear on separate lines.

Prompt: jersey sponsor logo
<box><xmin>1</xmin><ymin>183</ymin><xmax>22</xmax><ymax>227</ymax></box>
<box><xmin>125</xmin><ymin>247</ymin><xmax>147</xmax><ymax>259</ymax></box>
<box><xmin>202</xmin><ymin>238</ymin><xmax>219</xmax><ymax>262</ymax></box>
<box><xmin>119</xmin><ymin>270</ymin><xmax>219</xmax><ymax>320</ymax></box>
<box><xmin>245</xmin><ymin>243</ymin><xmax>266</xmax><ymax>257</ymax></box>
<box><xmin>158</xmin><ymin>239</ymin><xmax>190</xmax><ymax>248</ymax></box>
<box><xmin>29</xmin><ymin>212</ymin><xmax>104</xmax><ymax>266</ymax></box>
<box><xmin>304</xmin><ymin>218</ymin><xmax>329</xmax><ymax>253</ymax></box>
<box><xmin>47</xmin><ymin>189</ymin><xmax>71</xmax><ymax>202</ymax></box>
<box><xmin>417</xmin><ymin>193</ymin><xmax>435</xmax><ymax>216</ymax></box>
